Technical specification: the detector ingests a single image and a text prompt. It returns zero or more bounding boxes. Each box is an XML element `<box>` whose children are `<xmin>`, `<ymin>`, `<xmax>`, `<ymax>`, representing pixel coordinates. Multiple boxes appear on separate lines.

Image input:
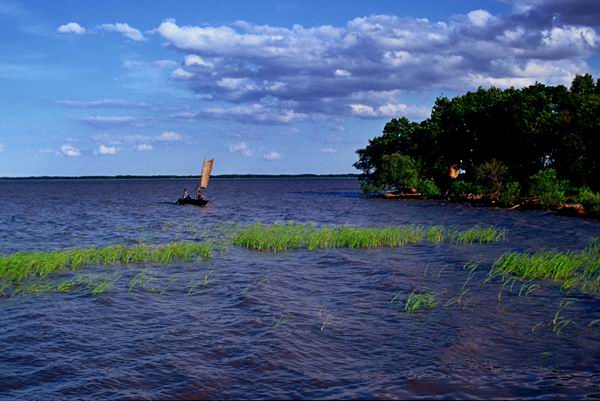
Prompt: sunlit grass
<box><xmin>490</xmin><ymin>239</ymin><xmax>600</xmax><ymax>294</ymax></box>
<box><xmin>405</xmin><ymin>291</ymin><xmax>438</xmax><ymax>313</ymax></box>
<box><xmin>0</xmin><ymin>242</ymin><xmax>212</xmax><ymax>287</ymax></box>
<box><xmin>233</xmin><ymin>222</ymin><xmax>506</xmax><ymax>252</ymax></box>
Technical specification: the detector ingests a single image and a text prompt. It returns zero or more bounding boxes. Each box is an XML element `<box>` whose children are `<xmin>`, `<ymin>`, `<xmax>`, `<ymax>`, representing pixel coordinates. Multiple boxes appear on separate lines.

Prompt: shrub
<box><xmin>529</xmin><ymin>169</ymin><xmax>569</xmax><ymax>209</ymax></box>
<box><xmin>380</xmin><ymin>153</ymin><xmax>420</xmax><ymax>191</ymax></box>
<box><xmin>418</xmin><ymin>178</ymin><xmax>441</xmax><ymax>198</ymax></box>
<box><xmin>475</xmin><ymin>159</ymin><xmax>508</xmax><ymax>198</ymax></box>
<box><xmin>577</xmin><ymin>187</ymin><xmax>600</xmax><ymax>215</ymax></box>
<box><xmin>499</xmin><ymin>181</ymin><xmax>521</xmax><ymax>207</ymax></box>
<box><xmin>450</xmin><ymin>179</ymin><xmax>483</xmax><ymax>196</ymax></box>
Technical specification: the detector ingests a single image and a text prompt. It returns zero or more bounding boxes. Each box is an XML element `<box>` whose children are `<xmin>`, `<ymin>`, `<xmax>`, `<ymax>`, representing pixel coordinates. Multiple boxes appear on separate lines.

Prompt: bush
<box><xmin>475</xmin><ymin>159</ymin><xmax>508</xmax><ymax>198</ymax></box>
<box><xmin>499</xmin><ymin>181</ymin><xmax>522</xmax><ymax>207</ymax></box>
<box><xmin>381</xmin><ymin>153</ymin><xmax>420</xmax><ymax>191</ymax></box>
<box><xmin>529</xmin><ymin>169</ymin><xmax>569</xmax><ymax>209</ymax></box>
<box><xmin>577</xmin><ymin>187</ymin><xmax>600</xmax><ymax>215</ymax></box>
<box><xmin>450</xmin><ymin>179</ymin><xmax>483</xmax><ymax>196</ymax></box>
<box><xmin>418</xmin><ymin>178</ymin><xmax>441</xmax><ymax>198</ymax></box>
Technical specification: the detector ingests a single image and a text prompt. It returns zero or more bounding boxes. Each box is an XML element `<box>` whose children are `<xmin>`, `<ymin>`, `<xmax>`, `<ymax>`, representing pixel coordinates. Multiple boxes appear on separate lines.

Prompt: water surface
<box><xmin>1</xmin><ymin>178</ymin><xmax>599</xmax><ymax>400</ymax></box>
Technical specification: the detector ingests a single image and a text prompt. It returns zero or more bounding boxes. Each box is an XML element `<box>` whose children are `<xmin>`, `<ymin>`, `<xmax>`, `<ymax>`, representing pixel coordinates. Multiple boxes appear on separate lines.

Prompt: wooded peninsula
<box><xmin>354</xmin><ymin>74</ymin><xmax>600</xmax><ymax>218</ymax></box>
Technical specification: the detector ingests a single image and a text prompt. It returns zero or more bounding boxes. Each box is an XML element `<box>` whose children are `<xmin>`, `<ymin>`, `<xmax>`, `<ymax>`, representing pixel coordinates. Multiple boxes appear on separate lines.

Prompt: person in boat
<box><xmin>182</xmin><ymin>188</ymin><xmax>191</xmax><ymax>200</ymax></box>
<box><xmin>196</xmin><ymin>189</ymin><xmax>204</xmax><ymax>201</ymax></box>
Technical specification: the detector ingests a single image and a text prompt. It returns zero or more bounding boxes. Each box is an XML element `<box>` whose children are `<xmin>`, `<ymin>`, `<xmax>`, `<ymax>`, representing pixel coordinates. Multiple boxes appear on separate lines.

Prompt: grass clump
<box><xmin>404</xmin><ymin>290</ymin><xmax>438</xmax><ymax>313</ymax></box>
<box><xmin>233</xmin><ymin>223</ymin><xmax>506</xmax><ymax>252</ymax></box>
<box><xmin>490</xmin><ymin>239</ymin><xmax>600</xmax><ymax>294</ymax></box>
<box><xmin>0</xmin><ymin>242</ymin><xmax>212</xmax><ymax>290</ymax></box>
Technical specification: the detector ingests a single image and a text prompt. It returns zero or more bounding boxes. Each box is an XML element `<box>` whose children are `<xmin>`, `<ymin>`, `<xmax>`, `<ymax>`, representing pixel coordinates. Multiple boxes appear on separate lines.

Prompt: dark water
<box><xmin>1</xmin><ymin>178</ymin><xmax>599</xmax><ymax>400</ymax></box>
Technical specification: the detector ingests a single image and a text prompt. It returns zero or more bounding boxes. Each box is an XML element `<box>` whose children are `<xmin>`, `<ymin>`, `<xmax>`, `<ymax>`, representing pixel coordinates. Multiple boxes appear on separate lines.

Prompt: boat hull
<box><xmin>176</xmin><ymin>198</ymin><xmax>209</xmax><ymax>207</ymax></box>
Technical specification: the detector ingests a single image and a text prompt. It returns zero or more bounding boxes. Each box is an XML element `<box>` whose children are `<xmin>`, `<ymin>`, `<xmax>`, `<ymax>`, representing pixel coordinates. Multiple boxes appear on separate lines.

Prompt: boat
<box><xmin>176</xmin><ymin>158</ymin><xmax>214</xmax><ymax>207</ymax></box>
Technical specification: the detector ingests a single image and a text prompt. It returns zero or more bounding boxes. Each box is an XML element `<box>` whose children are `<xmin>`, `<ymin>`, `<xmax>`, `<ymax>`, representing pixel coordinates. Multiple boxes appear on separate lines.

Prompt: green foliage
<box><xmin>450</xmin><ymin>179</ymin><xmax>482</xmax><ymax>196</ymax></box>
<box><xmin>499</xmin><ymin>181</ymin><xmax>522</xmax><ymax>207</ymax></box>
<box><xmin>0</xmin><ymin>242</ymin><xmax>212</xmax><ymax>290</ymax></box>
<box><xmin>380</xmin><ymin>153</ymin><xmax>420</xmax><ymax>191</ymax></box>
<box><xmin>404</xmin><ymin>291</ymin><xmax>438</xmax><ymax>313</ymax></box>
<box><xmin>475</xmin><ymin>159</ymin><xmax>508</xmax><ymax>197</ymax></box>
<box><xmin>577</xmin><ymin>187</ymin><xmax>600</xmax><ymax>216</ymax></box>
<box><xmin>355</xmin><ymin>74</ymin><xmax>600</xmax><ymax>202</ymax></box>
<box><xmin>233</xmin><ymin>222</ymin><xmax>506</xmax><ymax>252</ymax></box>
<box><xmin>418</xmin><ymin>178</ymin><xmax>441</xmax><ymax>198</ymax></box>
<box><xmin>529</xmin><ymin>169</ymin><xmax>569</xmax><ymax>209</ymax></box>
<box><xmin>490</xmin><ymin>239</ymin><xmax>600</xmax><ymax>294</ymax></box>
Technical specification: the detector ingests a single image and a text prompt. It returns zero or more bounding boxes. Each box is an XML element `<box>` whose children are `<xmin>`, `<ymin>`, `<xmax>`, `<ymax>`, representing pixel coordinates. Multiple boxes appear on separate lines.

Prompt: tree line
<box><xmin>354</xmin><ymin>74</ymin><xmax>600</xmax><ymax>215</ymax></box>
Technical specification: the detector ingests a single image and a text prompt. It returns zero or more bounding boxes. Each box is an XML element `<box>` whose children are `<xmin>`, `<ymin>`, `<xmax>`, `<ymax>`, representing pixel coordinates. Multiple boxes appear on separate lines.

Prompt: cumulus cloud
<box><xmin>96</xmin><ymin>144</ymin><xmax>118</xmax><ymax>155</ymax></box>
<box><xmin>136</xmin><ymin>144</ymin><xmax>153</xmax><ymax>151</ymax></box>
<box><xmin>57</xmin><ymin>22</ymin><xmax>86</xmax><ymax>34</ymax></box>
<box><xmin>154</xmin><ymin>4</ymin><xmax>598</xmax><ymax>122</ymax></box>
<box><xmin>228</xmin><ymin>142</ymin><xmax>254</xmax><ymax>156</ymax></box>
<box><xmin>99</xmin><ymin>23</ymin><xmax>145</xmax><ymax>41</ymax></box>
<box><xmin>263</xmin><ymin>151</ymin><xmax>282</xmax><ymax>161</ymax></box>
<box><xmin>61</xmin><ymin>144</ymin><xmax>81</xmax><ymax>157</ymax></box>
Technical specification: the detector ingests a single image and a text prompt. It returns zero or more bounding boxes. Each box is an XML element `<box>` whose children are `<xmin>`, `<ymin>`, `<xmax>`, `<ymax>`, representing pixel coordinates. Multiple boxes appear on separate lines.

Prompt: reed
<box><xmin>490</xmin><ymin>239</ymin><xmax>600</xmax><ymax>294</ymax></box>
<box><xmin>405</xmin><ymin>290</ymin><xmax>438</xmax><ymax>313</ymax></box>
<box><xmin>233</xmin><ymin>223</ymin><xmax>506</xmax><ymax>252</ymax></box>
<box><xmin>0</xmin><ymin>242</ymin><xmax>212</xmax><ymax>287</ymax></box>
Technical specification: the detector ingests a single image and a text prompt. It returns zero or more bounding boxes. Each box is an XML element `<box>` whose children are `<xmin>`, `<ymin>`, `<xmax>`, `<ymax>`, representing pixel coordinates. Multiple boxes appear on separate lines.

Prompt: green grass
<box><xmin>0</xmin><ymin>242</ymin><xmax>212</xmax><ymax>288</ymax></box>
<box><xmin>490</xmin><ymin>239</ymin><xmax>600</xmax><ymax>294</ymax></box>
<box><xmin>404</xmin><ymin>291</ymin><xmax>438</xmax><ymax>313</ymax></box>
<box><xmin>233</xmin><ymin>223</ymin><xmax>506</xmax><ymax>252</ymax></box>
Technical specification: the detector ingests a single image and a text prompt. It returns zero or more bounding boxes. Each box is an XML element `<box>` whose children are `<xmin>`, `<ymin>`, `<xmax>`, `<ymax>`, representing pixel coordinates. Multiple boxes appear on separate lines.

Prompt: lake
<box><xmin>1</xmin><ymin>178</ymin><xmax>599</xmax><ymax>400</ymax></box>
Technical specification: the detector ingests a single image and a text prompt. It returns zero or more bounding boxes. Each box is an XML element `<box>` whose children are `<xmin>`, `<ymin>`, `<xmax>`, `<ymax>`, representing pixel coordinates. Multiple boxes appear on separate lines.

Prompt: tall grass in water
<box><xmin>0</xmin><ymin>242</ymin><xmax>212</xmax><ymax>286</ymax></box>
<box><xmin>490</xmin><ymin>239</ymin><xmax>600</xmax><ymax>294</ymax></box>
<box><xmin>233</xmin><ymin>223</ymin><xmax>506</xmax><ymax>252</ymax></box>
<box><xmin>405</xmin><ymin>291</ymin><xmax>438</xmax><ymax>313</ymax></box>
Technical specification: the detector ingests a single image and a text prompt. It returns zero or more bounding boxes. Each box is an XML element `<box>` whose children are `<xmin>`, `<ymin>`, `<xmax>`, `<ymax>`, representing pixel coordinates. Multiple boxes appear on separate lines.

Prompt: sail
<box><xmin>199</xmin><ymin>159</ymin><xmax>214</xmax><ymax>189</ymax></box>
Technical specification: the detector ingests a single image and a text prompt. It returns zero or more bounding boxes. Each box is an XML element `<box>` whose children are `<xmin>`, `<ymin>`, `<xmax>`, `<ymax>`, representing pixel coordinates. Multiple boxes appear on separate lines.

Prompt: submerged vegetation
<box><xmin>233</xmin><ymin>223</ymin><xmax>506</xmax><ymax>252</ymax></box>
<box><xmin>355</xmin><ymin>74</ymin><xmax>600</xmax><ymax>217</ymax></box>
<box><xmin>490</xmin><ymin>240</ymin><xmax>600</xmax><ymax>294</ymax></box>
<box><xmin>0</xmin><ymin>242</ymin><xmax>212</xmax><ymax>288</ymax></box>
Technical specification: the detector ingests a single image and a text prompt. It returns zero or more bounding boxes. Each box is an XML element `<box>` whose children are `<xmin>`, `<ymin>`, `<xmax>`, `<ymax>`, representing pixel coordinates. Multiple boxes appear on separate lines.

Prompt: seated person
<box><xmin>196</xmin><ymin>190</ymin><xmax>204</xmax><ymax>200</ymax></box>
<box><xmin>182</xmin><ymin>188</ymin><xmax>191</xmax><ymax>200</ymax></box>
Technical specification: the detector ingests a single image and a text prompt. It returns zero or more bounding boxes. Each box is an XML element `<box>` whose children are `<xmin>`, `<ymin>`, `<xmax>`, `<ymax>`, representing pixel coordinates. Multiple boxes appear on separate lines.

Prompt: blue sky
<box><xmin>0</xmin><ymin>0</ymin><xmax>598</xmax><ymax>176</ymax></box>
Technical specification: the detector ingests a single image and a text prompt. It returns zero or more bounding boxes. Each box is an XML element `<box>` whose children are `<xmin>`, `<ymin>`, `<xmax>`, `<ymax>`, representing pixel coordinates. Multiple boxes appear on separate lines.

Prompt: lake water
<box><xmin>1</xmin><ymin>178</ymin><xmax>599</xmax><ymax>400</ymax></box>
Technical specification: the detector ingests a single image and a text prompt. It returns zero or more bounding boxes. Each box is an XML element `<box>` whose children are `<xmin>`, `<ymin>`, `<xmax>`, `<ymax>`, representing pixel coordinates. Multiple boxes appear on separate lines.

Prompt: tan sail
<box><xmin>199</xmin><ymin>159</ymin><xmax>214</xmax><ymax>189</ymax></box>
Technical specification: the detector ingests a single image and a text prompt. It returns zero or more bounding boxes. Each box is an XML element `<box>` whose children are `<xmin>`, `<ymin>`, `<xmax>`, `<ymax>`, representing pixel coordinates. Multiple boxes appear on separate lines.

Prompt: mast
<box><xmin>199</xmin><ymin>158</ymin><xmax>214</xmax><ymax>189</ymax></box>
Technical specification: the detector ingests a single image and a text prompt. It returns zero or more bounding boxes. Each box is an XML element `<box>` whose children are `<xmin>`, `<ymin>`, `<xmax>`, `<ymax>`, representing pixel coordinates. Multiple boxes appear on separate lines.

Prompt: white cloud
<box><xmin>350</xmin><ymin>102</ymin><xmax>431</xmax><ymax>120</ymax></box>
<box><xmin>172</xmin><ymin>68</ymin><xmax>194</xmax><ymax>79</ymax></box>
<box><xmin>99</xmin><ymin>23</ymin><xmax>145</xmax><ymax>41</ymax></box>
<box><xmin>136</xmin><ymin>144</ymin><xmax>153</xmax><ymax>151</ymax></box>
<box><xmin>153</xmin><ymin>59</ymin><xmax>178</xmax><ymax>68</ymax></box>
<box><xmin>184</xmin><ymin>54</ymin><xmax>213</xmax><ymax>67</ymax></box>
<box><xmin>467</xmin><ymin>10</ymin><xmax>494</xmax><ymax>27</ymax></box>
<box><xmin>153</xmin><ymin>11</ymin><xmax>598</xmax><ymax>125</ymax></box>
<box><xmin>57</xmin><ymin>22</ymin><xmax>86</xmax><ymax>34</ymax></box>
<box><xmin>96</xmin><ymin>144</ymin><xmax>118</xmax><ymax>155</ymax></box>
<box><xmin>158</xmin><ymin>131</ymin><xmax>183</xmax><ymax>141</ymax></box>
<box><xmin>320</xmin><ymin>147</ymin><xmax>337</xmax><ymax>153</ymax></box>
<box><xmin>263</xmin><ymin>151</ymin><xmax>282</xmax><ymax>161</ymax></box>
<box><xmin>81</xmin><ymin>116</ymin><xmax>140</xmax><ymax>128</ymax></box>
<box><xmin>61</xmin><ymin>144</ymin><xmax>81</xmax><ymax>157</ymax></box>
<box><xmin>228</xmin><ymin>141</ymin><xmax>254</xmax><ymax>156</ymax></box>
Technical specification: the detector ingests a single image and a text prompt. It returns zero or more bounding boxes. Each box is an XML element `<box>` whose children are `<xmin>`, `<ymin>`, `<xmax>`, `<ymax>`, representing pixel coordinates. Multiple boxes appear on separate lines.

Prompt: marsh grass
<box><xmin>233</xmin><ymin>223</ymin><xmax>506</xmax><ymax>252</ymax></box>
<box><xmin>0</xmin><ymin>242</ymin><xmax>212</xmax><ymax>295</ymax></box>
<box><xmin>405</xmin><ymin>290</ymin><xmax>438</xmax><ymax>313</ymax></box>
<box><xmin>490</xmin><ymin>239</ymin><xmax>600</xmax><ymax>294</ymax></box>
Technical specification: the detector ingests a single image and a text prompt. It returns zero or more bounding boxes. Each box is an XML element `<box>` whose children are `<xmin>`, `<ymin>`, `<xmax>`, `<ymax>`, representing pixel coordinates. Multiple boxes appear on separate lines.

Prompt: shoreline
<box><xmin>0</xmin><ymin>174</ymin><xmax>359</xmax><ymax>181</ymax></box>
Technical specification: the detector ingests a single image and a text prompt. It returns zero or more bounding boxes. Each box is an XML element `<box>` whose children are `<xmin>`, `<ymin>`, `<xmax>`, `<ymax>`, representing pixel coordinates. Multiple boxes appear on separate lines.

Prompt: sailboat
<box><xmin>176</xmin><ymin>158</ymin><xmax>214</xmax><ymax>207</ymax></box>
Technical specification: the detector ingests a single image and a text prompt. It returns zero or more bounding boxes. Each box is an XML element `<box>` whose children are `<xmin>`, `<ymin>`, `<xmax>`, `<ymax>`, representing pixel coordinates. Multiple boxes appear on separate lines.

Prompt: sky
<box><xmin>0</xmin><ymin>0</ymin><xmax>598</xmax><ymax>176</ymax></box>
